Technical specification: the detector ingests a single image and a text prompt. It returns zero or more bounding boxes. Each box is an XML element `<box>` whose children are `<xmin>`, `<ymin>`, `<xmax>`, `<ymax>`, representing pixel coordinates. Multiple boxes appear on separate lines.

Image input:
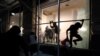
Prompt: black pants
<box><xmin>69</xmin><ymin>33</ymin><xmax>82</xmax><ymax>48</ymax></box>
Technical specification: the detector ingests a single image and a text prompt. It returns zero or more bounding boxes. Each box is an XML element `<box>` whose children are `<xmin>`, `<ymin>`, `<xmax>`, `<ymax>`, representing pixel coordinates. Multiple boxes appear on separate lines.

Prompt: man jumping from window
<box><xmin>61</xmin><ymin>19</ymin><xmax>84</xmax><ymax>48</ymax></box>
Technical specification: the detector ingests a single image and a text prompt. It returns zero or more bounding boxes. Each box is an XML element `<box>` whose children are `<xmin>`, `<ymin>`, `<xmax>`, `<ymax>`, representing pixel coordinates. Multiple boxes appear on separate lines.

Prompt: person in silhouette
<box><xmin>28</xmin><ymin>32</ymin><xmax>37</xmax><ymax>56</ymax></box>
<box><xmin>44</xmin><ymin>26</ymin><xmax>54</xmax><ymax>43</ymax></box>
<box><xmin>61</xmin><ymin>19</ymin><xmax>84</xmax><ymax>48</ymax></box>
<box><xmin>1</xmin><ymin>25</ymin><xmax>28</xmax><ymax>56</ymax></box>
<box><xmin>50</xmin><ymin>21</ymin><xmax>59</xmax><ymax>43</ymax></box>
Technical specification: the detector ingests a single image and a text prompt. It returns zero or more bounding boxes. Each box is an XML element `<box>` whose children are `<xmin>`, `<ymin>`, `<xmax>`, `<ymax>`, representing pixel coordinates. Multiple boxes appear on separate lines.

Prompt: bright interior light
<box><xmin>9</xmin><ymin>25</ymin><xmax>13</xmax><ymax>28</ymax></box>
<box><xmin>12</xmin><ymin>22</ymin><xmax>15</xmax><ymax>24</ymax></box>
<box><xmin>79</xmin><ymin>27</ymin><xmax>87</xmax><ymax>32</ymax></box>
<box><xmin>20</xmin><ymin>27</ymin><xmax>24</xmax><ymax>35</ymax></box>
<box><xmin>11</xmin><ymin>13</ymin><xmax>15</xmax><ymax>16</ymax></box>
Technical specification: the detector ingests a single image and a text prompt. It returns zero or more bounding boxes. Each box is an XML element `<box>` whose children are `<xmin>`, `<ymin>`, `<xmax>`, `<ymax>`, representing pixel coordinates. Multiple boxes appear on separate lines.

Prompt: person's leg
<box><xmin>56</xmin><ymin>34</ymin><xmax>58</xmax><ymax>43</ymax></box>
<box><xmin>73</xmin><ymin>34</ymin><xmax>82</xmax><ymax>45</ymax></box>
<box><xmin>43</xmin><ymin>36</ymin><xmax>45</xmax><ymax>43</ymax></box>
<box><xmin>69</xmin><ymin>34</ymin><xmax>73</xmax><ymax>48</ymax></box>
<box><xmin>47</xmin><ymin>36</ymin><xmax>49</xmax><ymax>42</ymax></box>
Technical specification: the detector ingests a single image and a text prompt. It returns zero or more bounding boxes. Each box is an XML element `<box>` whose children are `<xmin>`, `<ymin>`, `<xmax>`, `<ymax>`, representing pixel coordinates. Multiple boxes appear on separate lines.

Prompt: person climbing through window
<box><xmin>61</xmin><ymin>19</ymin><xmax>84</xmax><ymax>48</ymax></box>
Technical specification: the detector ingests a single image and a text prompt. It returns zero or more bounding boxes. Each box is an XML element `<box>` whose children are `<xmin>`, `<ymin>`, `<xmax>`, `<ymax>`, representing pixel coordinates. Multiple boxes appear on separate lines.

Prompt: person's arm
<box><xmin>81</xmin><ymin>19</ymin><xmax>84</xmax><ymax>27</ymax></box>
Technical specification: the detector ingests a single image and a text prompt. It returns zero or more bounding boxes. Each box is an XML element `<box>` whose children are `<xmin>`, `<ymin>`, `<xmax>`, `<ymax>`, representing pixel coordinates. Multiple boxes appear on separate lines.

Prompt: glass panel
<box><xmin>40</xmin><ymin>0</ymin><xmax>90</xmax><ymax>49</ymax></box>
<box><xmin>34</xmin><ymin>0</ymin><xmax>90</xmax><ymax>56</ymax></box>
<box><xmin>36</xmin><ymin>0</ymin><xmax>58</xmax><ymax>56</ymax></box>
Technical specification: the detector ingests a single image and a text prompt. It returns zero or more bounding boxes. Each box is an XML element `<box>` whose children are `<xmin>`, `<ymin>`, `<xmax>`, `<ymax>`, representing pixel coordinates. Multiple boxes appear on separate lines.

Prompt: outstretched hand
<box><xmin>81</xmin><ymin>19</ymin><xmax>84</xmax><ymax>22</ymax></box>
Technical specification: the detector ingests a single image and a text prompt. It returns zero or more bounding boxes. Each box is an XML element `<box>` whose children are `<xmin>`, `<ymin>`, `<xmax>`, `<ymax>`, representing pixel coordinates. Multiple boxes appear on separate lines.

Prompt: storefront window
<box><xmin>36</xmin><ymin>0</ymin><xmax>90</xmax><ymax>49</ymax></box>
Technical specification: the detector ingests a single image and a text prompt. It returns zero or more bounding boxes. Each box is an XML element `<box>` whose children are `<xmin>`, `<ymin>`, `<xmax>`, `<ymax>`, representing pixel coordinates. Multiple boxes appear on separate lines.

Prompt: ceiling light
<box><xmin>11</xmin><ymin>13</ymin><xmax>15</xmax><ymax>15</ymax></box>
